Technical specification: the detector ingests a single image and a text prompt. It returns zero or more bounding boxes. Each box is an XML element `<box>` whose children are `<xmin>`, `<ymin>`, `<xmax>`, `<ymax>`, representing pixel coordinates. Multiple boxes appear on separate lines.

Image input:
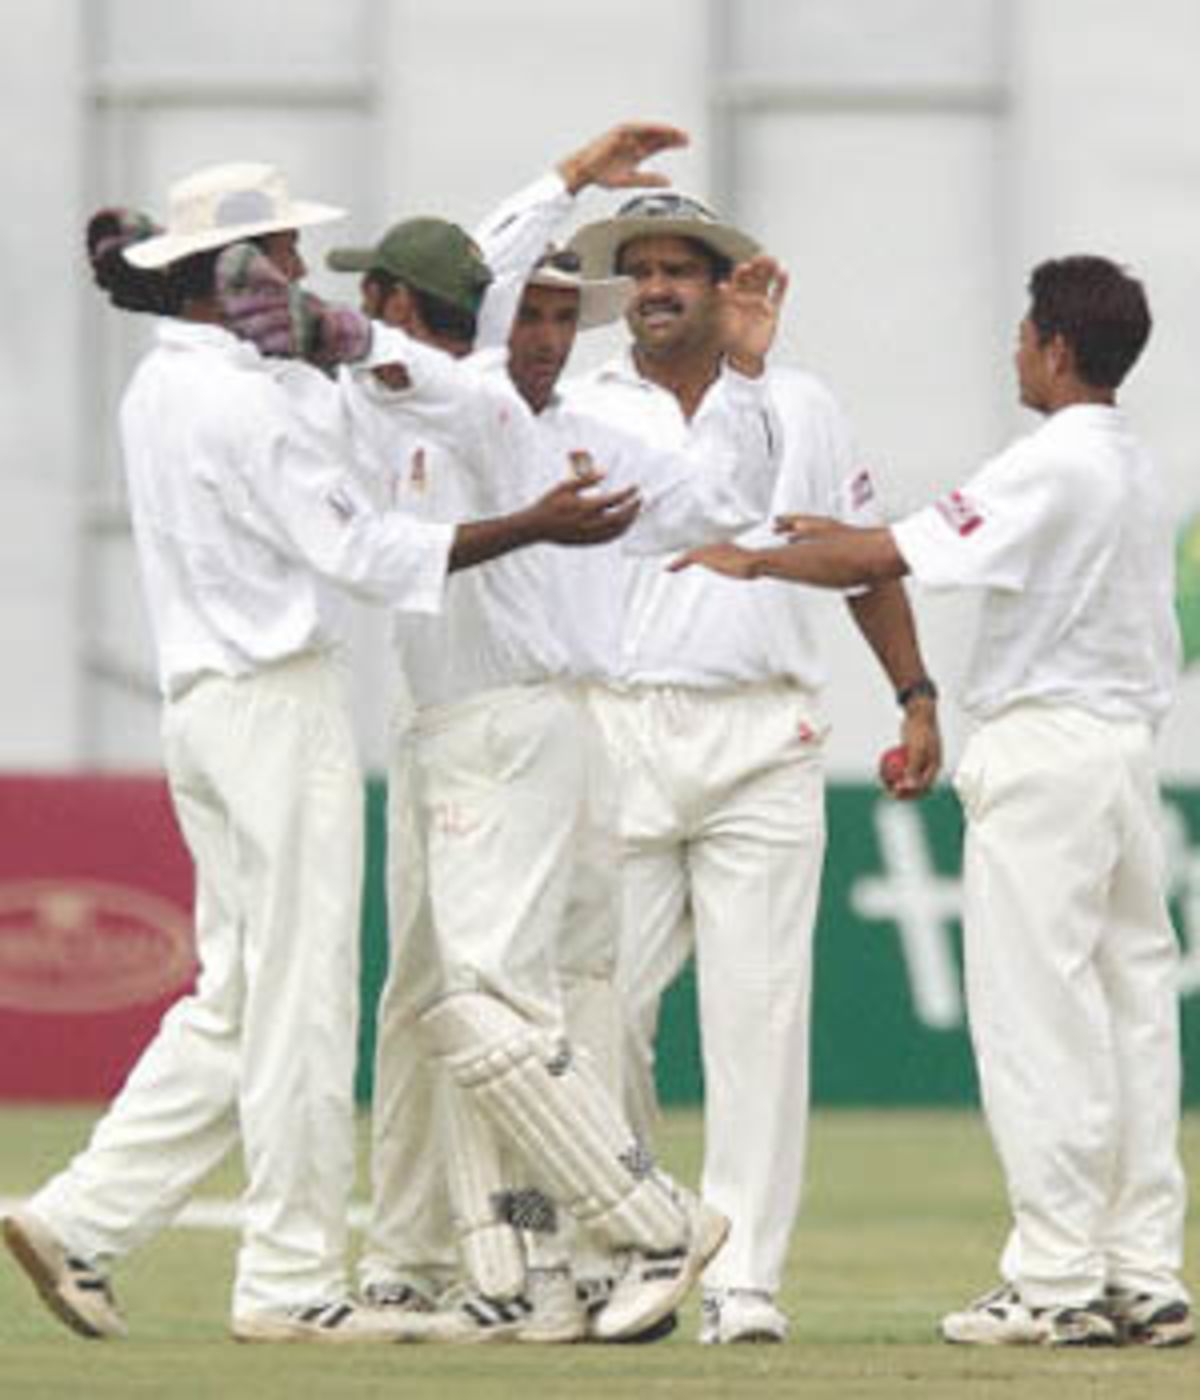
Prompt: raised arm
<box><xmin>474</xmin><ymin>121</ymin><xmax>689</xmax><ymax>351</ymax></box>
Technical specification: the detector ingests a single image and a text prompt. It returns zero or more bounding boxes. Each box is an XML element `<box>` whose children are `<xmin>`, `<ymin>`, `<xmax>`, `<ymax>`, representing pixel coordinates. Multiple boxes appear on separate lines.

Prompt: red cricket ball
<box><xmin>878</xmin><ymin>744</ymin><xmax>909</xmax><ymax>791</ymax></box>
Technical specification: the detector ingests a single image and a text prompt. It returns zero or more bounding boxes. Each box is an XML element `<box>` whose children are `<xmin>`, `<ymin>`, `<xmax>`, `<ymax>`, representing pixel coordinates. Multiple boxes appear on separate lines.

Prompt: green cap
<box><xmin>326</xmin><ymin>217</ymin><xmax>492</xmax><ymax>314</ymax></box>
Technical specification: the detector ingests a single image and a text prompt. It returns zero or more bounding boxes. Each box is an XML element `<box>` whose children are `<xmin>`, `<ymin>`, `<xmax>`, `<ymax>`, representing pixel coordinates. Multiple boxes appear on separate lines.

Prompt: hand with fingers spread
<box><xmin>528</xmin><ymin>470</ymin><xmax>642</xmax><ymax>547</ymax></box>
<box><xmin>557</xmin><ymin>121</ymin><xmax>689</xmax><ymax>195</ymax></box>
<box><xmin>718</xmin><ymin>255</ymin><xmax>789</xmax><ymax>377</ymax></box>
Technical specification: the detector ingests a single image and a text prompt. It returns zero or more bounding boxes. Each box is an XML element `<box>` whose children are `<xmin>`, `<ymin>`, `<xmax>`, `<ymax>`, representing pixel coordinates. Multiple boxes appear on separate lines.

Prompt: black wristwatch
<box><xmin>896</xmin><ymin>677</ymin><xmax>939</xmax><ymax>708</ymax></box>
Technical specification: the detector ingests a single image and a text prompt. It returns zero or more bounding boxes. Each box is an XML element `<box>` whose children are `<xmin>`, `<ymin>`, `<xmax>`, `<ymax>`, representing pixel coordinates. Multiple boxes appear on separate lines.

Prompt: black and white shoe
<box><xmin>699</xmin><ymin>1288</ymin><xmax>788</xmax><ymax>1344</ymax></box>
<box><xmin>420</xmin><ymin>1286</ymin><xmax>533</xmax><ymax>1343</ymax></box>
<box><xmin>591</xmin><ymin>1196</ymin><xmax>729</xmax><ymax>1342</ymax></box>
<box><xmin>233</xmin><ymin>1299</ymin><xmax>437</xmax><ymax>1343</ymax></box>
<box><xmin>1105</xmin><ymin>1287</ymin><xmax>1195</xmax><ymax>1347</ymax></box>
<box><xmin>360</xmin><ymin>1276</ymin><xmax>439</xmax><ymax>1312</ymax></box>
<box><xmin>941</xmin><ymin>1283</ymin><xmax>1118</xmax><ymax>1347</ymax></box>
<box><xmin>3</xmin><ymin>1208</ymin><xmax>127</xmax><ymax>1339</ymax></box>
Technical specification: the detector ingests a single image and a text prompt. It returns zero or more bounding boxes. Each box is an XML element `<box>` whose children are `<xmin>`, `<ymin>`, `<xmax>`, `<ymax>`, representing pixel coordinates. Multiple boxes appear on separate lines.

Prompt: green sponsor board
<box><xmin>356</xmin><ymin>780</ymin><xmax>1200</xmax><ymax>1107</ymax></box>
<box><xmin>1177</xmin><ymin>512</ymin><xmax>1200</xmax><ymax>668</ymax></box>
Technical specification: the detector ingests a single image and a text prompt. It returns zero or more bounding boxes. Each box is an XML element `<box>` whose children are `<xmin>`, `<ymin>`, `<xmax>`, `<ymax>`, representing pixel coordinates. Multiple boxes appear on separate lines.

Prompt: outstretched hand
<box><xmin>530</xmin><ymin>470</ymin><xmax>642</xmax><ymax>546</ymax></box>
<box><xmin>558</xmin><ymin>121</ymin><xmax>689</xmax><ymax>194</ymax></box>
<box><xmin>667</xmin><ymin>541</ymin><xmax>761</xmax><ymax>579</ymax></box>
<box><xmin>719</xmin><ymin>255</ymin><xmax>789</xmax><ymax>376</ymax></box>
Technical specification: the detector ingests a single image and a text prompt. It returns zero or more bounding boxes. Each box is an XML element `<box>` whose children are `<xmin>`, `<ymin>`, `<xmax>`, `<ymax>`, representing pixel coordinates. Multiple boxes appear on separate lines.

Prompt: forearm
<box><xmin>474</xmin><ymin>172</ymin><xmax>574</xmax><ymax>351</ymax></box>
<box><xmin>846</xmin><ymin>579</ymin><xmax>930</xmax><ymax>693</ymax></box>
<box><xmin>448</xmin><ymin>509</ymin><xmax>541</xmax><ymax>571</ymax></box>
<box><xmin>747</xmin><ymin>529</ymin><xmax>907</xmax><ymax>588</ymax></box>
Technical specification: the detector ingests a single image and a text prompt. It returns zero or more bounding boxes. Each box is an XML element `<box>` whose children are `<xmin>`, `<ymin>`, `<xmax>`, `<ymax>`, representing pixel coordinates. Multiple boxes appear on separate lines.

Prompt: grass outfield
<box><xmin>1</xmin><ymin>1107</ymin><xmax>1197</xmax><ymax>1398</ymax></box>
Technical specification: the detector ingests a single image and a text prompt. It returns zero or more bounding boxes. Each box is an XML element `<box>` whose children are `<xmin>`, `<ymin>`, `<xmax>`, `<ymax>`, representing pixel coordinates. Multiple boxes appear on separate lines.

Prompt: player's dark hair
<box><xmin>1027</xmin><ymin>255</ymin><xmax>1151</xmax><ymax>389</ymax></box>
<box><xmin>365</xmin><ymin>270</ymin><xmax>476</xmax><ymax>346</ymax></box>
<box><xmin>409</xmin><ymin>285</ymin><xmax>477</xmax><ymax>344</ymax></box>
<box><xmin>163</xmin><ymin>248</ymin><xmax>223</xmax><ymax>308</ymax></box>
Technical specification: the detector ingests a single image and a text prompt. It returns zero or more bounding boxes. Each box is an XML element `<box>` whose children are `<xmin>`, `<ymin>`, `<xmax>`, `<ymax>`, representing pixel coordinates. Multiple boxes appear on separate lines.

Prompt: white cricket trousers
<box><xmin>361</xmin><ymin>680</ymin><xmax>600</xmax><ymax>1287</ymax></box>
<box><xmin>954</xmin><ymin>702</ymin><xmax>1188</xmax><ymax>1308</ymax></box>
<box><xmin>591</xmin><ymin>681</ymin><xmax>827</xmax><ymax>1296</ymax></box>
<box><xmin>31</xmin><ymin>653</ymin><xmax>364</xmax><ymax>1317</ymax></box>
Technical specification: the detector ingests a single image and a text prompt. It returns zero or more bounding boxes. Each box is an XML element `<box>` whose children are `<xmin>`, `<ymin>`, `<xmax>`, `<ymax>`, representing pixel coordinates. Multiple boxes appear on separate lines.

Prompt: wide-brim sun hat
<box><xmin>569</xmin><ymin>192</ymin><xmax>760</xmax><ymax>278</ymax></box>
<box><xmin>527</xmin><ymin>248</ymin><xmax>633</xmax><ymax>330</ymax></box>
<box><xmin>125</xmin><ymin>161</ymin><xmax>345</xmax><ymax>269</ymax></box>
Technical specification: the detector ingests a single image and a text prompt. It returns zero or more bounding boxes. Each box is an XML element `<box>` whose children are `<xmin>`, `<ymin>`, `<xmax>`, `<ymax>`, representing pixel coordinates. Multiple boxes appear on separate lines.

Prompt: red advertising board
<box><xmin>0</xmin><ymin>775</ymin><xmax>196</xmax><ymax>1101</ymax></box>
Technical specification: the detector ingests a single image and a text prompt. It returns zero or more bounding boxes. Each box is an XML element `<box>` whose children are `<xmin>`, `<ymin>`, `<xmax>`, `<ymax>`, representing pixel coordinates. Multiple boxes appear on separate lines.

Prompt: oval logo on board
<box><xmin>0</xmin><ymin>879</ymin><xmax>196</xmax><ymax>1014</ymax></box>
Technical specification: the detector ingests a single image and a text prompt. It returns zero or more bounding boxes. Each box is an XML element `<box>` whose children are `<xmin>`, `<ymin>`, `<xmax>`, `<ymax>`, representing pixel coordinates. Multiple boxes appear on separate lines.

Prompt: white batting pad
<box><xmin>439</xmin><ymin>1078</ymin><xmax>526</xmax><ymax>1301</ymax></box>
<box><xmin>421</xmin><ymin>993</ymin><xmax>685</xmax><ymax>1252</ymax></box>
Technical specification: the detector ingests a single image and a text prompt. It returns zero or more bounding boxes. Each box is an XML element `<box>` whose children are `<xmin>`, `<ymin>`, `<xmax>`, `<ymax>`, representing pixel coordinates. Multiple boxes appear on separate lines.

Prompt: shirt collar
<box><xmin>1041</xmin><ymin>402</ymin><xmax>1127</xmax><ymax>435</ymax></box>
<box><xmin>593</xmin><ymin>347</ymin><xmax>657</xmax><ymax>391</ymax></box>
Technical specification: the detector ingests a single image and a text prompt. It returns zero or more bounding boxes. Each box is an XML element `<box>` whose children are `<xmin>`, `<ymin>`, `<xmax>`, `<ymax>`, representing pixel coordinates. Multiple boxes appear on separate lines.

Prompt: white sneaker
<box><xmin>940</xmin><ymin>1284</ymin><xmax>1043</xmax><ymax>1346</ymax></box>
<box><xmin>941</xmin><ymin>1284</ymin><xmax>1118</xmax><ymax>1348</ymax></box>
<box><xmin>3</xmin><ymin>1209</ymin><xmax>127</xmax><ymax>1339</ymax></box>
<box><xmin>516</xmin><ymin>1267</ymin><xmax>587</xmax><ymax>1343</ymax></box>
<box><xmin>698</xmin><ymin>1288</ymin><xmax>788</xmax><ymax>1344</ymax></box>
<box><xmin>360</xmin><ymin>1274</ymin><xmax>440</xmax><ymax>1312</ymax></box>
<box><xmin>1105</xmin><ymin>1287</ymin><xmax>1194</xmax><ymax>1348</ymax></box>
<box><xmin>415</xmin><ymin>1286</ymin><xmax>532</xmax><ymax>1343</ymax></box>
<box><xmin>591</xmin><ymin>1196</ymin><xmax>730</xmax><ymax>1342</ymax></box>
<box><xmin>1039</xmin><ymin>1301</ymin><xmax>1119</xmax><ymax>1348</ymax></box>
<box><xmin>232</xmin><ymin>1299</ymin><xmax>452</xmax><ymax>1343</ymax></box>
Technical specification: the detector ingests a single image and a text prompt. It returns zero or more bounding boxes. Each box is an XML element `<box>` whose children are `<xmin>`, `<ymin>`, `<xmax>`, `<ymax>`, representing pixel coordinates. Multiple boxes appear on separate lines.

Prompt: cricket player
<box><xmin>1</xmin><ymin>160</ymin><xmax>639</xmax><ymax>1346</ymax></box>
<box><xmin>324</xmin><ymin>199</ymin><xmax>787</xmax><ymax>1344</ymax></box>
<box><xmin>673</xmin><ymin>254</ymin><xmax>1193</xmax><ymax>1349</ymax></box>
<box><xmin>565</xmin><ymin>194</ymin><xmax>940</xmax><ymax>1344</ymax></box>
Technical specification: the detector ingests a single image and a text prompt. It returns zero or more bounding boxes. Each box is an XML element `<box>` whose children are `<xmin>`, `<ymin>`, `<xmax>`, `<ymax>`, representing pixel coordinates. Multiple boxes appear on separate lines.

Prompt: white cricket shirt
<box><xmin>341</xmin><ymin>337</ymin><xmax>573</xmax><ymax>709</ymax></box>
<box><xmin>119</xmin><ymin>320</ymin><xmax>453</xmax><ymax>700</ymax></box>
<box><xmin>534</xmin><ymin>373</ymin><xmax>782</xmax><ymax>680</ymax></box>
<box><xmin>892</xmin><ymin>404</ymin><xmax>1180</xmax><ymax>724</ymax></box>
<box><xmin>341</xmin><ymin>337</ymin><xmax>779</xmax><ymax>704</ymax></box>
<box><xmin>565</xmin><ymin>355</ymin><xmax>877</xmax><ymax>689</ymax></box>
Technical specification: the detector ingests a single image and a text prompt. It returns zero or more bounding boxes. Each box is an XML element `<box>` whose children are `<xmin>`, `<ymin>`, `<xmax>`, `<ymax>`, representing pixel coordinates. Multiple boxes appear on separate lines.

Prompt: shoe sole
<box><xmin>602</xmin><ymin>1310</ymin><xmax>678</xmax><ymax>1345</ymax></box>
<box><xmin>3</xmin><ymin>1216</ymin><xmax>110</xmax><ymax>1340</ymax></box>
<box><xmin>233</xmin><ymin>1313</ymin><xmax>522</xmax><ymax>1345</ymax></box>
<box><xmin>1045</xmin><ymin>1334</ymin><xmax>1119</xmax><ymax>1349</ymax></box>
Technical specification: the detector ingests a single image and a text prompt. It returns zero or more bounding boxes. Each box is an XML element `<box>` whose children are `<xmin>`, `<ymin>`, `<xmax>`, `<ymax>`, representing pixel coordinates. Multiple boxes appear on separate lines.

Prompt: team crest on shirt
<box><xmin>849</xmin><ymin>469</ymin><xmax>875</xmax><ymax>510</ymax></box>
<box><xmin>934</xmin><ymin>489</ymin><xmax>984</xmax><ymax>536</ymax></box>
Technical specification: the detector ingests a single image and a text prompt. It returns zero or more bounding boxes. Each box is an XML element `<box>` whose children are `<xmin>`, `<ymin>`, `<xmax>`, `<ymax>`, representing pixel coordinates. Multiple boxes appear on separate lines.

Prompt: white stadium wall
<box><xmin>1</xmin><ymin>0</ymin><xmax>1199</xmax><ymax>779</ymax></box>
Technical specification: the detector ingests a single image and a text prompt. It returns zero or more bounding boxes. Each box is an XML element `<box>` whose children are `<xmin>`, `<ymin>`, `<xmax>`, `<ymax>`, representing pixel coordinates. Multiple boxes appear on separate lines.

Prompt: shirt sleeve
<box><xmin>891</xmin><ymin>439</ymin><xmax>1065</xmax><ymax>593</ymax></box>
<box><xmin>347</xmin><ymin>325</ymin><xmax>497</xmax><ymax>460</ymax></box>
<box><xmin>217</xmin><ymin>387</ymin><xmax>454</xmax><ymax>613</ymax></box>
<box><xmin>472</xmin><ymin>172</ymin><xmax>575</xmax><ymax>351</ymax></box>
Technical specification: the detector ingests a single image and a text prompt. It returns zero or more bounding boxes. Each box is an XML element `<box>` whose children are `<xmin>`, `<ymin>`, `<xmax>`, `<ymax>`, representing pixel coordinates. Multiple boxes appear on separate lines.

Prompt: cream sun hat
<box><xmin>124</xmin><ymin>161</ymin><xmax>345</xmax><ymax>269</ymax></box>
<box><xmin>569</xmin><ymin>191</ymin><xmax>760</xmax><ymax>277</ymax></box>
<box><xmin>526</xmin><ymin>246</ymin><xmax>633</xmax><ymax>330</ymax></box>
